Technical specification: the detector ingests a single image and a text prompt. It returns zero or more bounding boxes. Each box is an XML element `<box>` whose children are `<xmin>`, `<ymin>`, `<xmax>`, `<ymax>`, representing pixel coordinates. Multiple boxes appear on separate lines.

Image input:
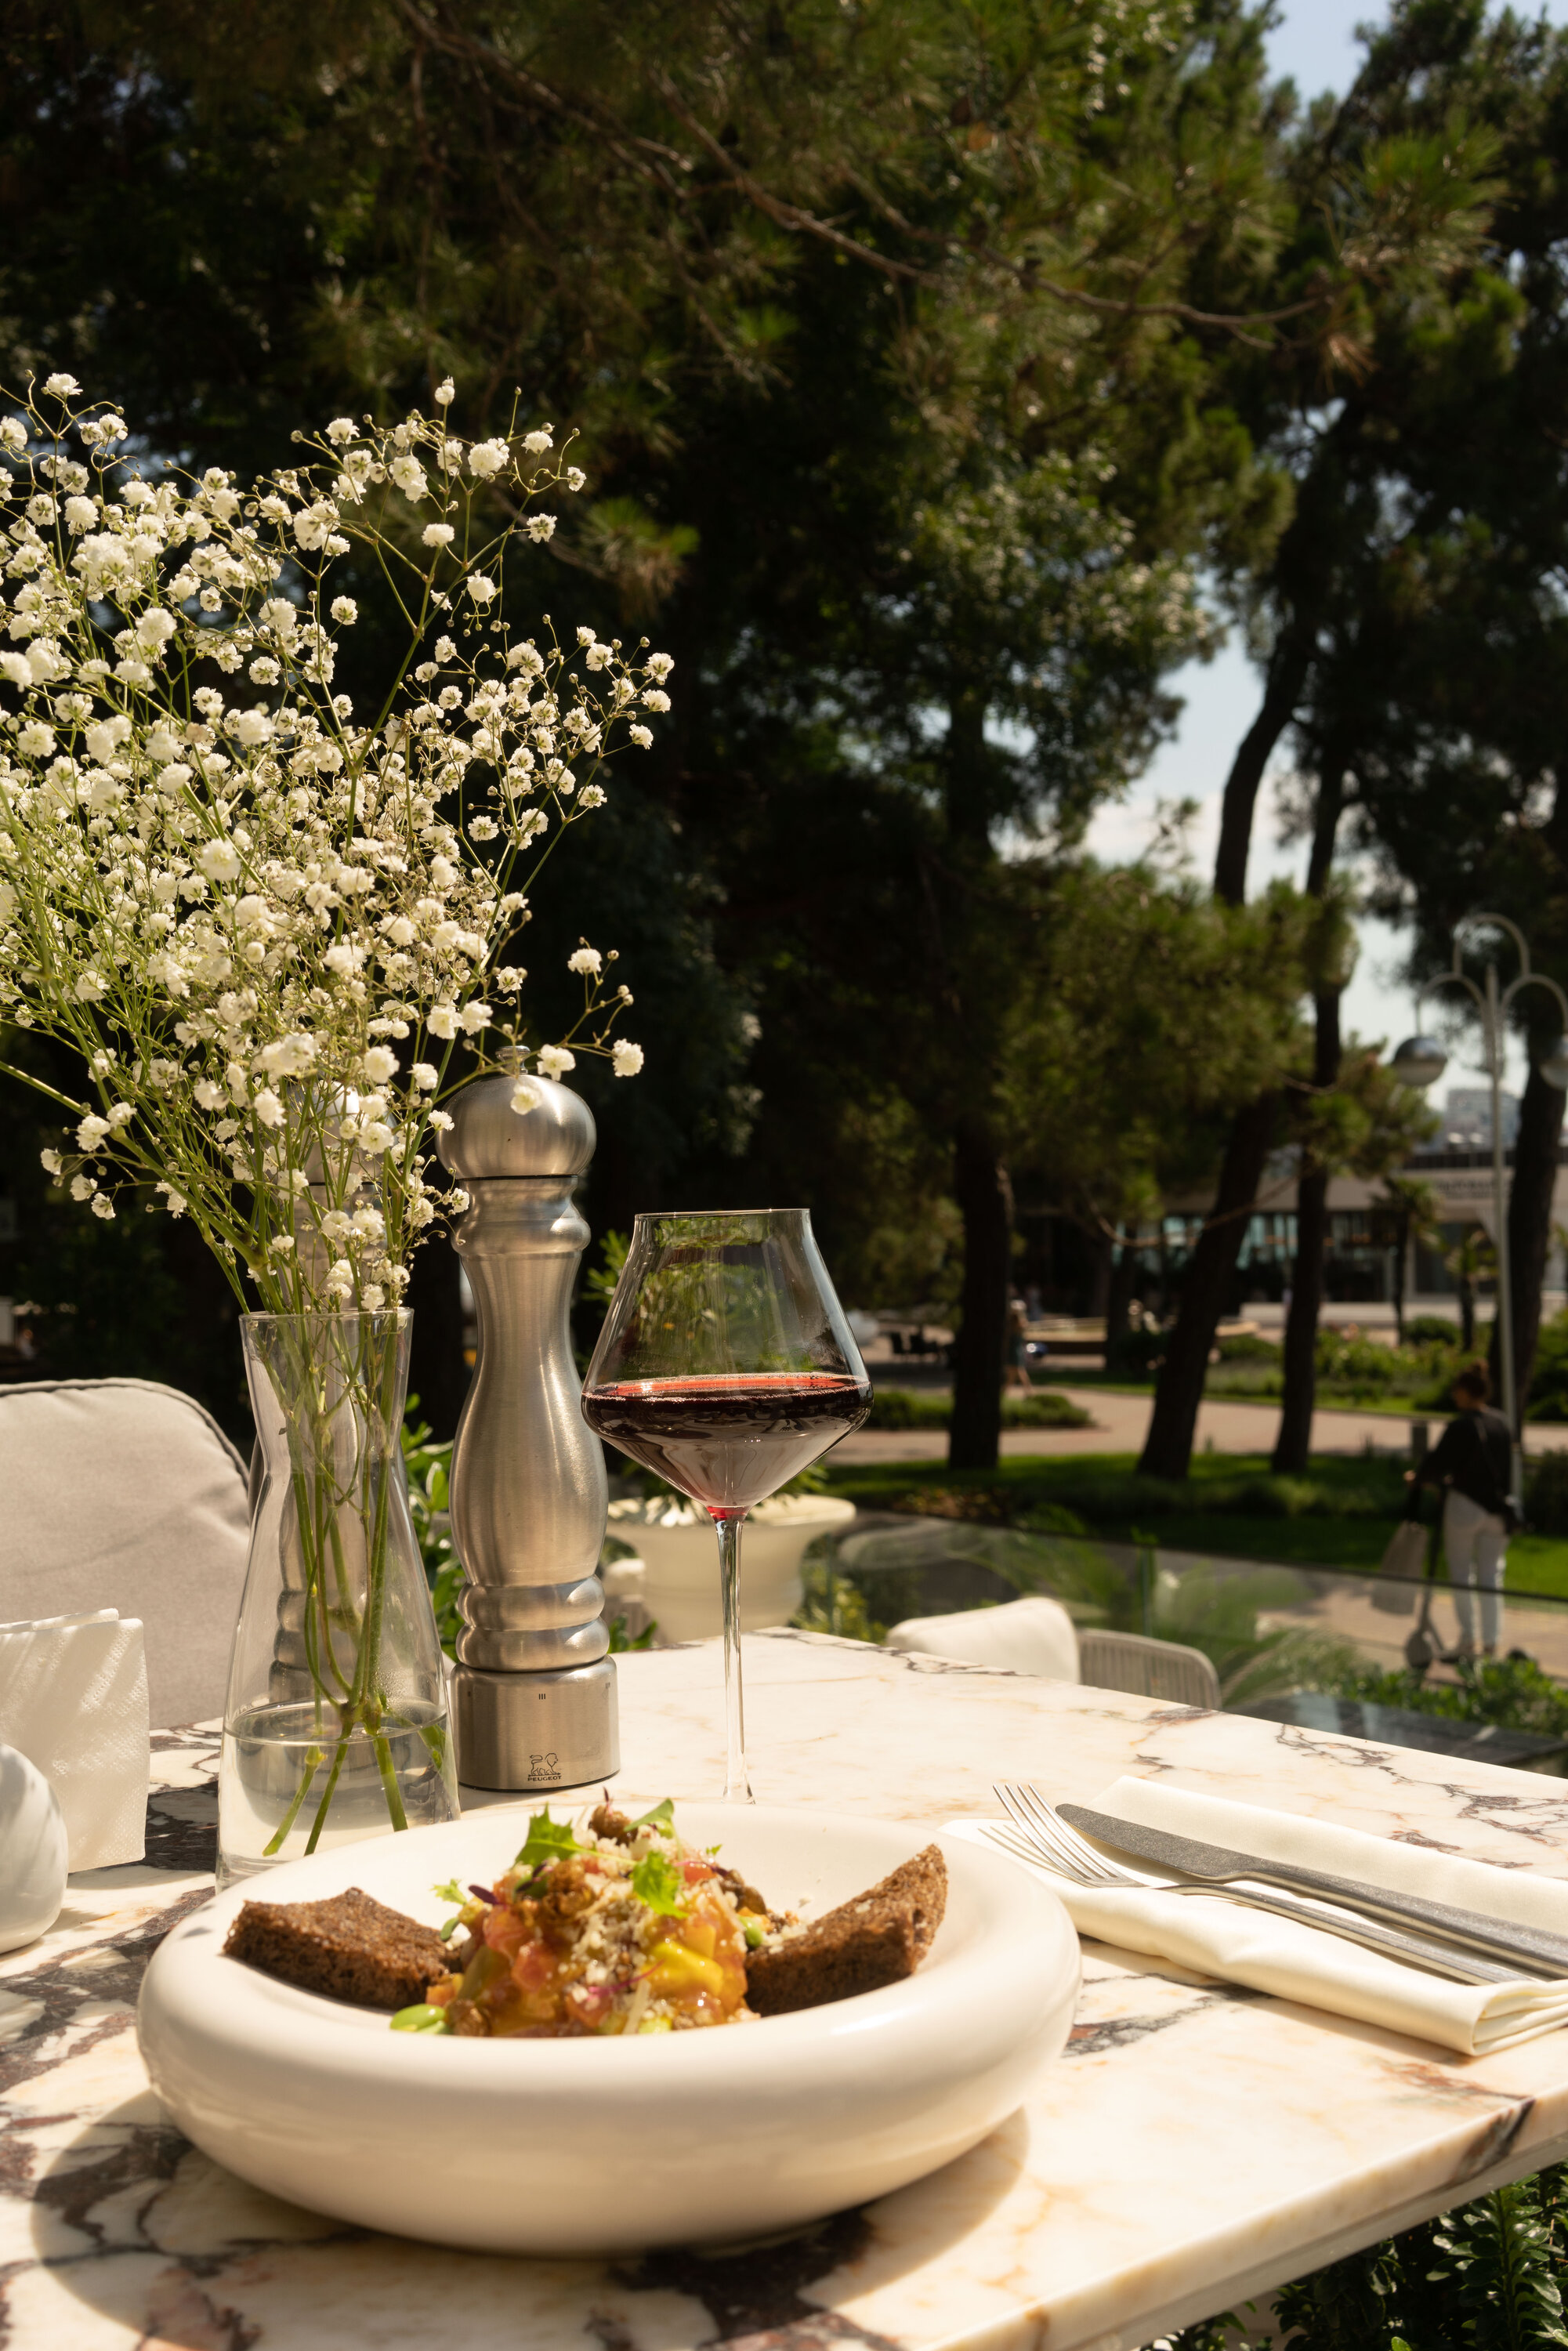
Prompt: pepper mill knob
<box><xmin>436</xmin><ymin>1071</ymin><xmax>617</xmax><ymax>1792</ymax></box>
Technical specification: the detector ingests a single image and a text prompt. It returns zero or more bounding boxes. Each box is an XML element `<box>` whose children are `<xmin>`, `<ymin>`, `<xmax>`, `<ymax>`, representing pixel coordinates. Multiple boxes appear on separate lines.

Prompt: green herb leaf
<box><xmin>390</xmin><ymin>2004</ymin><xmax>452</xmax><ymax>2034</ymax></box>
<box><xmin>631</xmin><ymin>1797</ymin><xmax>676</xmax><ymax>1834</ymax></box>
<box><xmin>513</xmin><ymin>1807</ymin><xmax>588</xmax><ymax>1871</ymax></box>
<box><xmin>432</xmin><ymin>1878</ymin><xmax>465</xmax><ymax>1904</ymax></box>
<box><xmin>631</xmin><ymin>1850</ymin><xmax>687</xmax><ymax>1917</ymax></box>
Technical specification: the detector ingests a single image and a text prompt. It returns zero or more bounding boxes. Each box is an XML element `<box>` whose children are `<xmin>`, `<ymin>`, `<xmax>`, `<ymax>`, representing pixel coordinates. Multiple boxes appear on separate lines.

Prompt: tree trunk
<box><xmin>1088</xmin><ymin>1228</ymin><xmax>1112</xmax><ymax>1317</ymax></box>
<box><xmin>1212</xmin><ymin>630</ymin><xmax>1313</xmax><ymax>908</ymax></box>
<box><xmin>1459</xmin><ymin>1277</ymin><xmax>1476</xmax><ymax>1354</ymax></box>
<box><xmin>1273</xmin><ymin>1156</ymin><xmax>1329</xmax><ymax>1474</ymax></box>
<box><xmin>1137</xmin><ymin>644</ymin><xmax>1313</xmax><ymax>1482</ymax></box>
<box><xmin>1392</xmin><ymin>1210</ymin><xmax>1409</xmax><ymax>1346</ymax></box>
<box><xmin>1270</xmin><ymin>767</ymin><xmax>1345</xmax><ymax>1476</ymax></box>
<box><xmin>948</xmin><ymin>1121</ymin><xmax>1014</xmax><ymax>1471</ymax></box>
<box><xmin>1490</xmin><ymin>1056</ymin><xmax>1566</xmax><ymax>1415</ymax></box>
<box><xmin>1138</xmin><ymin>1092</ymin><xmax>1277</xmax><ymax>1480</ymax></box>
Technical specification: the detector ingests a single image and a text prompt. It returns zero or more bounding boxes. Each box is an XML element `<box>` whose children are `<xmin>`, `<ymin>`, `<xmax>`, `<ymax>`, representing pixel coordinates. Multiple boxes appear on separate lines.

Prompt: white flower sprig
<box><xmin>0</xmin><ymin>372</ymin><xmax>672</xmax><ymax>1313</ymax></box>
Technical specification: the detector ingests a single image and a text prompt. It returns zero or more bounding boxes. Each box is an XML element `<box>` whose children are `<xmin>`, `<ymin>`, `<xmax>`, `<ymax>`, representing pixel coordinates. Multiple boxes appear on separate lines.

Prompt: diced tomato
<box><xmin>565</xmin><ymin>1980</ymin><xmax>617</xmax><ymax>2031</ymax></box>
<box><xmin>509</xmin><ymin>1937</ymin><xmax>556</xmax><ymax>1995</ymax></box>
<box><xmin>483</xmin><ymin>1904</ymin><xmax>531</xmax><ymax>1962</ymax></box>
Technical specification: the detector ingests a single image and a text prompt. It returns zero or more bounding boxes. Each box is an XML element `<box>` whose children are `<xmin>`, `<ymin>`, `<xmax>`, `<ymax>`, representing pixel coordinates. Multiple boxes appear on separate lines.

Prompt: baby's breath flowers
<box><xmin>0</xmin><ymin>377</ymin><xmax>672</xmax><ymax>1316</ymax></box>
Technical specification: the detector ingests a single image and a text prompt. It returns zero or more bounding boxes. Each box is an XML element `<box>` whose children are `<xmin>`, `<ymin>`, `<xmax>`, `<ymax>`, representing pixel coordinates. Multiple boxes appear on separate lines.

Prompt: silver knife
<box><xmin>1058</xmin><ymin>1804</ymin><xmax>1568</xmax><ymax>1978</ymax></box>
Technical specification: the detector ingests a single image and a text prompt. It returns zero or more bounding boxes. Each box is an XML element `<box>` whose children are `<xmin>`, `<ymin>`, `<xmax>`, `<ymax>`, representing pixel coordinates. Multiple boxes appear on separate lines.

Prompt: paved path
<box><xmin>835</xmin><ymin>1387</ymin><xmax>1568</xmax><ymax>1465</ymax></box>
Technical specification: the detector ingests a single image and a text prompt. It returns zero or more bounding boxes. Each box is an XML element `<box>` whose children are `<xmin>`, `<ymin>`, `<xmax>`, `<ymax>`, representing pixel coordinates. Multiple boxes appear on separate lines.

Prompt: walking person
<box><xmin>1004</xmin><ymin>1298</ymin><xmax>1034</xmax><ymax>1393</ymax></box>
<box><xmin>1409</xmin><ymin>1364</ymin><xmax>1515</xmax><ymax>1657</ymax></box>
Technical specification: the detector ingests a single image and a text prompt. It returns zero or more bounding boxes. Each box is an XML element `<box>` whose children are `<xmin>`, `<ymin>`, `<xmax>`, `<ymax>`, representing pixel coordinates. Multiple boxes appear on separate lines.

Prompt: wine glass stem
<box><xmin>714</xmin><ymin>1509</ymin><xmax>754</xmax><ymax>1802</ymax></box>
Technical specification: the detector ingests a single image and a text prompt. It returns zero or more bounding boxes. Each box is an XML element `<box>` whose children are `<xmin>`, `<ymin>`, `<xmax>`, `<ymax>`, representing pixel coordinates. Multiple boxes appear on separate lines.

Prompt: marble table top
<box><xmin>11</xmin><ymin>1628</ymin><xmax>1568</xmax><ymax>2351</ymax></box>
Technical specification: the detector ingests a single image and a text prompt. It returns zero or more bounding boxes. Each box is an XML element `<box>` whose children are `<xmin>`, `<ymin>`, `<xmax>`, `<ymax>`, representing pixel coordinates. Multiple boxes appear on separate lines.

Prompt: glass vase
<box><xmin>218</xmin><ymin>1310</ymin><xmax>459</xmax><ymax>1887</ymax></box>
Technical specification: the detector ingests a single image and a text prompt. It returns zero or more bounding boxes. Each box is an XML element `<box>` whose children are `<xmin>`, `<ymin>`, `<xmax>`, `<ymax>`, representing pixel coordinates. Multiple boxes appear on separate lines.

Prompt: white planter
<box><xmin>606</xmin><ymin>1494</ymin><xmax>856</xmax><ymax>1644</ymax></box>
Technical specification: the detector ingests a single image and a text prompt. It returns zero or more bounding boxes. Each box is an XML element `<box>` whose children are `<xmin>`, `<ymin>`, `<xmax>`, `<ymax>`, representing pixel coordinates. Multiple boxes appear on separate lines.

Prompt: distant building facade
<box><xmin>1016</xmin><ymin>1133</ymin><xmax>1568</xmax><ymax>1320</ymax></box>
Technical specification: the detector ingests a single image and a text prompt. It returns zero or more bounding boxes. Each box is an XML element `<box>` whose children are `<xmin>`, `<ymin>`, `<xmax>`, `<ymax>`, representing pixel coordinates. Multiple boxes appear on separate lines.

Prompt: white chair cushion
<box><xmin>0</xmin><ymin>1378</ymin><xmax>249</xmax><ymax>1728</ymax></box>
<box><xmin>885</xmin><ymin>1595</ymin><xmax>1080</xmax><ymax>1683</ymax></box>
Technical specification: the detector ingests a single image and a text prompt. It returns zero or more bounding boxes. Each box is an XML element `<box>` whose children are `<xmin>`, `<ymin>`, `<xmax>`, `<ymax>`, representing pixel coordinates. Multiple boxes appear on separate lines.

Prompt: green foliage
<box><xmin>1206</xmin><ymin>1331</ymin><xmax>1470</xmax><ymax>1409</ymax></box>
<box><xmin>999</xmin><ymin>869</ymin><xmax>1318</xmax><ymax>1241</ymax></box>
<box><xmin>1216</xmin><ymin>1331</ymin><xmax>1283</xmax><ymax>1362</ymax></box>
<box><xmin>1324</xmin><ymin>1654</ymin><xmax>1568</xmax><ymax>1741</ymax></box>
<box><xmin>1005</xmin><ymin>1461</ymin><xmax>1406</xmax><ymax>1532</ymax></box>
<box><xmin>1529</xmin><ymin>1453</ymin><xmax>1568</xmax><ymax>1535</ymax></box>
<box><xmin>864</xmin><ymin>1388</ymin><xmax>1091</xmax><ymax>1431</ymax></box>
<box><xmin>1007</xmin><ymin>1393</ymin><xmax>1095</xmax><ymax>1429</ymax></box>
<box><xmin>1168</xmin><ymin>2164</ymin><xmax>1568</xmax><ymax>2351</ymax></box>
<box><xmin>630</xmin><ymin>1850</ymin><xmax>686</xmax><ymax>1917</ymax></box>
<box><xmin>607</xmin><ymin>1615</ymin><xmax>657</xmax><ymax>1654</ymax></box>
<box><xmin>512</xmin><ymin>1809</ymin><xmax>589</xmax><ymax>1872</ymax></box>
<box><xmin>402</xmin><ymin>1404</ymin><xmax>461</xmax><ymax>1657</ymax></box>
<box><xmin>1407</xmin><ymin>1315</ymin><xmax>1464</xmax><ymax>1347</ymax></box>
<box><xmin>794</xmin><ymin>1568</ymin><xmax>888</xmax><ymax>1646</ymax></box>
<box><xmin>1527</xmin><ymin>1321</ymin><xmax>1568</xmax><ymax>1425</ymax></box>
<box><xmin>581</xmin><ymin>1230</ymin><xmax>629</xmax><ymax>1313</ymax></box>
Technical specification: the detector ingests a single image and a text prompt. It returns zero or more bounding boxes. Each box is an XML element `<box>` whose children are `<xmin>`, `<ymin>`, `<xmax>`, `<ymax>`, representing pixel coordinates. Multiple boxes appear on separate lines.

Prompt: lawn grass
<box><xmin>821</xmin><ymin>1447</ymin><xmax>1568</xmax><ymax>1599</ymax></box>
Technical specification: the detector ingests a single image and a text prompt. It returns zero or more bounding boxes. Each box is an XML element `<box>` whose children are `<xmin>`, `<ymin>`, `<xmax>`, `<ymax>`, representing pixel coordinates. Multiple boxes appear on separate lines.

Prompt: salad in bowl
<box><xmin>406</xmin><ymin>1797</ymin><xmax>766</xmax><ymax>2037</ymax></box>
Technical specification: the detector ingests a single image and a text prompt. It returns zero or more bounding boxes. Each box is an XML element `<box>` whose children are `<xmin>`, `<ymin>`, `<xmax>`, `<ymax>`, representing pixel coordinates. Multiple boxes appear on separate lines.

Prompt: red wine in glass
<box><xmin>583</xmin><ymin>1372</ymin><xmax>870</xmax><ymax>1511</ymax></box>
<box><xmin>581</xmin><ymin>1212</ymin><xmax>872</xmax><ymax>1799</ymax></box>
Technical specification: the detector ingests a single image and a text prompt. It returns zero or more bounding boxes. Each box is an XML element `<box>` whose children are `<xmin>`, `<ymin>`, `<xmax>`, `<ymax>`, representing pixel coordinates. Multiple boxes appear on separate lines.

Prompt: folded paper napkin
<box><xmin>0</xmin><ymin>1609</ymin><xmax>149</xmax><ymax>1869</ymax></box>
<box><xmin>949</xmin><ymin>1777</ymin><xmax>1568</xmax><ymax>2058</ymax></box>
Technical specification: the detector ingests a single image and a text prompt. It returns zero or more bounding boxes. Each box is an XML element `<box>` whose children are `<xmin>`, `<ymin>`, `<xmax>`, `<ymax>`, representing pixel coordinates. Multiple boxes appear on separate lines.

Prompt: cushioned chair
<box><xmin>0</xmin><ymin>1378</ymin><xmax>250</xmax><ymax>1727</ymax></box>
<box><xmin>884</xmin><ymin>1595</ymin><xmax>1081</xmax><ymax>1682</ymax></box>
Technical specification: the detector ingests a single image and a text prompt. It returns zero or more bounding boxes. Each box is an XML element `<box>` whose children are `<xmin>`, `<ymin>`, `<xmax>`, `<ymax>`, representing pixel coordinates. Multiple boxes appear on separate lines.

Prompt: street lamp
<box><xmin>1390</xmin><ymin>912</ymin><xmax>1568</xmax><ymax>1503</ymax></box>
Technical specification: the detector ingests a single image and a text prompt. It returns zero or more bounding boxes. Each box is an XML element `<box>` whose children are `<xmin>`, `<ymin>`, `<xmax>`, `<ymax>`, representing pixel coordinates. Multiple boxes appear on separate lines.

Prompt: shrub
<box><xmin>1003</xmin><ymin>1391</ymin><xmax>1092</xmax><ymax>1429</ymax></box>
<box><xmin>1527</xmin><ymin>1451</ymin><xmax>1568</xmax><ymax>1535</ymax></box>
<box><xmin>1175</xmin><ymin>2167</ymin><xmax>1568</xmax><ymax>2351</ymax></box>
<box><xmin>1318</xmin><ymin>1653</ymin><xmax>1568</xmax><ymax>1738</ymax></box>
<box><xmin>1527</xmin><ymin>1313</ymin><xmax>1568</xmax><ymax>1422</ymax></box>
<box><xmin>1314</xmin><ymin>1330</ymin><xmax>1401</xmax><ymax>1392</ymax></box>
<box><xmin>1226</xmin><ymin>1474</ymin><xmax>1316</xmax><ymax>1519</ymax></box>
<box><xmin>864</xmin><ymin>1389</ymin><xmax>949</xmax><ymax>1429</ymax></box>
<box><xmin>1404</xmin><ymin>1313</ymin><xmax>1461</xmax><ymax>1346</ymax></box>
<box><xmin>1215</xmin><ymin>1331</ymin><xmax>1282</xmax><ymax>1362</ymax></box>
<box><xmin>864</xmin><ymin>1388</ymin><xmax>1091</xmax><ymax>1431</ymax></box>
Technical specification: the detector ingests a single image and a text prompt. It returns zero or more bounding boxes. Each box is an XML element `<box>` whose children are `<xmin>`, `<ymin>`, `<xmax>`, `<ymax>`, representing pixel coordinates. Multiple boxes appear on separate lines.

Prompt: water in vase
<box><xmin>217</xmin><ymin>1699</ymin><xmax>458</xmax><ymax>1888</ymax></box>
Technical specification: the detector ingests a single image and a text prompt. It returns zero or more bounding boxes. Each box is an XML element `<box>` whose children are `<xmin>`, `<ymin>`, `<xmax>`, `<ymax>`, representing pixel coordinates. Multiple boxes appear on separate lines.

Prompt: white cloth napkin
<box><xmin>0</xmin><ymin>1609</ymin><xmax>149</xmax><ymax>1868</ymax></box>
<box><xmin>949</xmin><ymin>1776</ymin><xmax>1568</xmax><ymax>2057</ymax></box>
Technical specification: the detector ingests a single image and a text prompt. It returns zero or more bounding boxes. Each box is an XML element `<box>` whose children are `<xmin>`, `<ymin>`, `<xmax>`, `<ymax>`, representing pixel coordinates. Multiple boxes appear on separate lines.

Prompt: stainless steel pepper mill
<box><xmin>436</xmin><ymin>1072</ymin><xmax>618</xmax><ymax>1791</ymax></box>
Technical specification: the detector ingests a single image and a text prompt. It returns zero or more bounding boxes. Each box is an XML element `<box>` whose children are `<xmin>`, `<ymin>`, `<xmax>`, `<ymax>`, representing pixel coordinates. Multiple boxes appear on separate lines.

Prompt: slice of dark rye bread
<box><xmin>223</xmin><ymin>1888</ymin><xmax>448</xmax><ymax>2010</ymax></box>
<box><xmin>744</xmin><ymin>1845</ymin><xmax>947</xmax><ymax>2017</ymax></box>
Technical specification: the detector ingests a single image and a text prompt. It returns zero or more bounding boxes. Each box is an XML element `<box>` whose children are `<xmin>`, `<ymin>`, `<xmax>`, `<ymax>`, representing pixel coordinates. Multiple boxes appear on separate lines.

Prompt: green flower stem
<box><xmin>262</xmin><ymin>1741</ymin><xmax>327</xmax><ymax>1857</ymax></box>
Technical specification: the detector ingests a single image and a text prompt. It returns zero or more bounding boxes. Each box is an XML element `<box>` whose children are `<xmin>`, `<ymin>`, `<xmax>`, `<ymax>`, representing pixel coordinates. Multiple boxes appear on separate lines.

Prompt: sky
<box><xmin>1081</xmin><ymin>0</ymin><xmax>1565</xmax><ymax>1100</ymax></box>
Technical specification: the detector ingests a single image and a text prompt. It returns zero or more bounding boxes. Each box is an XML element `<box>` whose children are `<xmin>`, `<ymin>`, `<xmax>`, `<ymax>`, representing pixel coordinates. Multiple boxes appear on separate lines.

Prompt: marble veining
<box><xmin>8</xmin><ymin>1636</ymin><xmax>1568</xmax><ymax>2351</ymax></box>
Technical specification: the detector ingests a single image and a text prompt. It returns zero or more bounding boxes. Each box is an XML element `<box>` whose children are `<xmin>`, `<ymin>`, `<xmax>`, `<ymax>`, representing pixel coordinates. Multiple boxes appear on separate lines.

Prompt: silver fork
<box><xmin>989</xmin><ymin>1783</ymin><xmax>1525</xmax><ymax>1987</ymax></box>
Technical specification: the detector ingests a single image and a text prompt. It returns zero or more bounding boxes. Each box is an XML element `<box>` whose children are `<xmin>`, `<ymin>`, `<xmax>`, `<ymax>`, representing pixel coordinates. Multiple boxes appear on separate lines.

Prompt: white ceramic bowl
<box><xmin>138</xmin><ymin>1800</ymin><xmax>1077</xmax><ymax>2253</ymax></box>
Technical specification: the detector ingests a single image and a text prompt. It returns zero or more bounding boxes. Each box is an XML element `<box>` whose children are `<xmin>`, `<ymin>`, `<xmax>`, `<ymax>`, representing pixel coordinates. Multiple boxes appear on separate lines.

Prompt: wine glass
<box><xmin>581</xmin><ymin>1209</ymin><xmax>871</xmax><ymax>1799</ymax></box>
